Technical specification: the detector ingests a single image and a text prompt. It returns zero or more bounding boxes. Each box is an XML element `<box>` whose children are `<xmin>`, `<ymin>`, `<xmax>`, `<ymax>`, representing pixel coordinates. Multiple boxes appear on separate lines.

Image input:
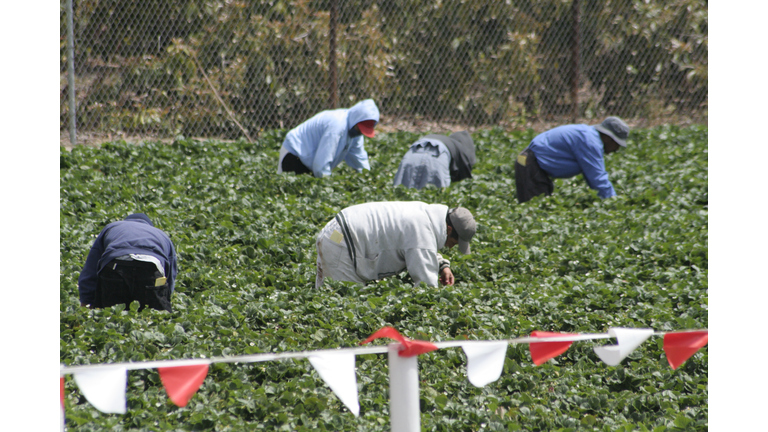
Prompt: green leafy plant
<box><xmin>61</xmin><ymin>124</ymin><xmax>707</xmax><ymax>430</ymax></box>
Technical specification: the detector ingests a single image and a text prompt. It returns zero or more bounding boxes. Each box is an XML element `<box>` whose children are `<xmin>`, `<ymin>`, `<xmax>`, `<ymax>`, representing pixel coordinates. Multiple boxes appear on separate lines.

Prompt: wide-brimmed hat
<box><xmin>594</xmin><ymin>116</ymin><xmax>630</xmax><ymax>147</ymax></box>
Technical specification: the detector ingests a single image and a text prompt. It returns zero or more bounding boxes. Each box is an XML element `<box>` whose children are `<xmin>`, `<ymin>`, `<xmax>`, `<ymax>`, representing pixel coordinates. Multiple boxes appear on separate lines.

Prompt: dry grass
<box><xmin>60</xmin><ymin>112</ymin><xmax>707</xmax><ymax>151</ymax></box>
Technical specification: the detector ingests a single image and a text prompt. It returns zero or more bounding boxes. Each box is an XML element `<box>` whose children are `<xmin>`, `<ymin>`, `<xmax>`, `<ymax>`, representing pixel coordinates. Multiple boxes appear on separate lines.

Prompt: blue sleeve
<box><xmin>344</xmin><ymin>138</ymin><xmax>370</xmax><ymax>173</ymax></box>
<box><xmin>167</xmin><ymin>239</ymin><xmax>178</xmax><ymax>294</ymax></box>
<box><xmin>77</xmin><ymin>230</ymin><xmax>107</xmax><ymax>304</ymax></box>
<box><xmin>573</xmin><ymin>138</ymin><xmax>616</xmax><ymax>199</ymax></box>
<box><xmin>311</xmin><ymin>132</ymin><xmax>343</xmax><ymax>177</ymax></box>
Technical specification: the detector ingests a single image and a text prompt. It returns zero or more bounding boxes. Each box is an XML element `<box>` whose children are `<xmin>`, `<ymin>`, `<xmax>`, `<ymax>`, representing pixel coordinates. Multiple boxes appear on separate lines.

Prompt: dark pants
<box><xmin>94</xmin><ymin>259</ymin><xmax>173</xmax><ymax>312</ymax></box>
<box><xmin>282</xmin><ymin>152</ymin><xmax>312</xmax><ymax>175</ymax></box>
<box><xmin>514</xmin><ymin>149</ymin><xmax>554</xmax><ymax>203</ymax></box>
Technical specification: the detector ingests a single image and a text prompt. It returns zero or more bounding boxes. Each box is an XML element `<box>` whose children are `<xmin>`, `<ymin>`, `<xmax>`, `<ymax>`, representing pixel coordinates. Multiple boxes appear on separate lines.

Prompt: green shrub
<box><xmin>63</xmin><ymin>0</ymin><xmax>707</xmax><ymax>136</ymax></box>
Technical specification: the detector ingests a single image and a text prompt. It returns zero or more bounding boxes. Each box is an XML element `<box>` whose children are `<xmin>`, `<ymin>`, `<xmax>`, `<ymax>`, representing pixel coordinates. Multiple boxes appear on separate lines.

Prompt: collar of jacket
<box><xmin>424</xmin><ymin>203</ymin><xmax>449</xmax><ymax>249</ymax></box>
<box><xmin>422</xmin><ymin>131</ymin><xmax>476</xmax><ymax>182</ymax></box>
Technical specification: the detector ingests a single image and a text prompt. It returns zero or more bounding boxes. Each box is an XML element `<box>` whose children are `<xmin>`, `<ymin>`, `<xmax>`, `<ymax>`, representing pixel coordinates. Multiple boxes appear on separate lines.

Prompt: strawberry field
<box><xmin>60</xmin><ymin>125</ymin><xmax>708</xmax><ymax>431</ymax></box>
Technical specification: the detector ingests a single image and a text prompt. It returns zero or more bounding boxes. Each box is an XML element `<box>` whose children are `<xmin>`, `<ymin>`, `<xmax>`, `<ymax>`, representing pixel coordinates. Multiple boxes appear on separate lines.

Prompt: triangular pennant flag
<box><xmin>61</xmin><ymin>376</ymin><xmax>66</xmax><ymax>432</ymax></box>
<box><xmin>529</xmin><ymin>331</ymin><xmax>577</xmax><ymax>366</ymax></box>
<box><xmin>663</xmin><ymin>331</ymin><xmax>708</xmax><ymax>369</ymax></box>
<box><xmin>594</xmin><ymin>328</ymin><xmax>654</xmax><ymax>366</ymax></box>
<box><xmin>402</xmin><ymin>339</ymin><xmax>438</xmax><ymax>356</ymax></box>
<box><xmin>461</xmin><ymin>341</ymin><xmax>508</xmax><ymax>387</ymax></box>
<box><xmin>360</xmin><ymin>326</ymin><xmax>438</xmax><ymax>357</ymax></box>
<box><xmin>73</xmin><ymin>366</ymin><xmax>127</xmax><ymax>414</ymax></box>
<box><xmin>158</xmin><ymin>364</ymin><xmax>209</xmax><ymax>407</ymax></box>
<box><xmin>309</xmin><ymin>352</ymin><xmax>360</xmax><ymax>416</ymax></box>
<box><xmin>60</xmin><ymin>398</ymin><xmax>65</xmax><ymax>432</ymax></box>
<box><xmin>361</xmin><ymin>326</ymin><xmax>403</xmax><ymax>345</ymax></box>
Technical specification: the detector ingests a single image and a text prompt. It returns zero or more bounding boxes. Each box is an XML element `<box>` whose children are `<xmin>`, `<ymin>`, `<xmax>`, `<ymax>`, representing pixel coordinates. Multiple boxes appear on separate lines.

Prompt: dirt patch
<box><xmin>60</xmin><ymin>113</ymin><xmax>706</xmax><ymax>151</ymax></box>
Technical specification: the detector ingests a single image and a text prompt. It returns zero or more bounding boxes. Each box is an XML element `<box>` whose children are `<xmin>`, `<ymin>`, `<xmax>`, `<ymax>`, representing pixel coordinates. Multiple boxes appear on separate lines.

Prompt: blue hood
<box><xmin>346</xmin><ymin>99</ymin><xmax>380</xmax><ymax>131</ymax></box>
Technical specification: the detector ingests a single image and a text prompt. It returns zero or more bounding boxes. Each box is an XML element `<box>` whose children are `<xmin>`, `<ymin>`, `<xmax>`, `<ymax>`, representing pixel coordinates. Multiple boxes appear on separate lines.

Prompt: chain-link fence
<box><xmin>60</xmin><ymin>0</ymin><xmax>707</xmax><ymax>146</ymax></box>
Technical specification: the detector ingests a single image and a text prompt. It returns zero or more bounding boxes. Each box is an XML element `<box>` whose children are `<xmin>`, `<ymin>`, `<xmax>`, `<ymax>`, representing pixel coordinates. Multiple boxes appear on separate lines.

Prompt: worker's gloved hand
<box><xmin>439</xmin><ymin>267</ymin><xmax>455</xmax><ymax>286</ymax></box>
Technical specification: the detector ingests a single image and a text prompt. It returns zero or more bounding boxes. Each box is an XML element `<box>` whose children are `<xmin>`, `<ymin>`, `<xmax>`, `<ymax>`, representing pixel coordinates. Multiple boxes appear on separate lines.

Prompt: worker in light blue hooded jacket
<box><xmin>277</xmin><ymin>99</ymin><xmax>380</xmax><ymax>177</ymax></box>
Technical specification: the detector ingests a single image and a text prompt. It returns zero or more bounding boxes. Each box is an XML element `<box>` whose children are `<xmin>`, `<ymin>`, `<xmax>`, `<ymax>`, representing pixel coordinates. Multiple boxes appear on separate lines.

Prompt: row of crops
<box><xmin>60</xmin><ymin>125</ymin><xmax>707</xmax><ymax>430</ymax></box>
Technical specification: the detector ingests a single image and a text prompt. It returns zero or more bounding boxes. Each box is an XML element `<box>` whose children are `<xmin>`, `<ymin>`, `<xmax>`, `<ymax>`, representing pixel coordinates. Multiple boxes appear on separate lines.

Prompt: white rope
<box><xmin>60</xmin><ymin>329</ymin><xmax>707</xmax><ymax>374</ymax></box>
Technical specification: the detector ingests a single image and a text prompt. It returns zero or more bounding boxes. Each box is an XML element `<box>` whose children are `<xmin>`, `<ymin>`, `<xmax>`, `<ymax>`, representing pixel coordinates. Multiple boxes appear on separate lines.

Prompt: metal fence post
<box><xmin>388</xmin><ymin>344</ymin><xmax>420</xmax><ymax>432</ymax></box>
<box><xmin>328</xmin><ymin>0</ymin><xmax>339</xmax><ymax>109</ymax></box>
<box><xmin>570</xmin><ymin>0</ymin><xmax>580</xmax><ymax>123</ymax></box>
<box><xmin>66</xmin><ymin>0</ymin><xmax>77</xmax><ymax>145</ymax></box>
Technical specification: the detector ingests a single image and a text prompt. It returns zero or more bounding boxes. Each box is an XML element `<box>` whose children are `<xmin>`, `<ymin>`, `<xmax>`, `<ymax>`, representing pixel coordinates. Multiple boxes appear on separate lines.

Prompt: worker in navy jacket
<box><xmin>78</xmin><ymin>213</ymin><xmax>178</xmax><ymax>312</ymax></box>
<box><xmin>514</xmin><ymin>116</ymin><xmax>630</xmax><ymax>203</ymax></box>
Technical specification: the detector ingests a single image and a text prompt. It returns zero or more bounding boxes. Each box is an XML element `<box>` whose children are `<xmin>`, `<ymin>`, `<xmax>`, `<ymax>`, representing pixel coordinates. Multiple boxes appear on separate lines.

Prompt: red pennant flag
<box><xmin>158</xmin><ymin>364</ymin><xmax>209</xmax><ymax>407</ymax></box>
<box><xmin>61</xmin><ymin>376</ymin><xmax>66</xmax><ymax>432</ymax></box>
<box><xmin>529</xmin><ymin>331</ymin><xmax>578</xmax><ymax>366</ymax></box>
<box><xmin>361</xmin><ymin>326</ymin><xmax>438</xmax><ymax>357</ymax></box>
<box><xmin>663</xmin><ymin>331</ymin><xmax>708</xmax><ymax>369</ymax></box>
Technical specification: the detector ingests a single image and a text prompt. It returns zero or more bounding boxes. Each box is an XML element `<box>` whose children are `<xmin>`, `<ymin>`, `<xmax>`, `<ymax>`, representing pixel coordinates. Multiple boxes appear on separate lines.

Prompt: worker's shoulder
<box><xmin>545</xmin><ymin>123</ymin><xmax>592</xmax><ymax>134</ymax></box>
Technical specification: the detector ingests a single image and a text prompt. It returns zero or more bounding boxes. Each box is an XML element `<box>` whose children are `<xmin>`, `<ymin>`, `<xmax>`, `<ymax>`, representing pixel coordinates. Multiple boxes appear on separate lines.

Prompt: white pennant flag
<box><xmin>73</xmin><ymin>366</ymin><xmax>128</xmax><ymax>414</ymax></box>
<box><xmin>60</xmin><ymin>396</ymin><xmax>65</xmax><ymax>432</ymax></box>
<box><xmin>594</xmin><ymin>328</ymin><xmax>654</xmax><ymax>366</ymax></box>
<box><xmin>461</xmin><ymin>341</ymin><xmax>508</xmax><ymax>387</ymax></box>
<box><xmin>309</xmin><ymin>352</ymin><xmax>360</xmax><ymax>416</ymax></box>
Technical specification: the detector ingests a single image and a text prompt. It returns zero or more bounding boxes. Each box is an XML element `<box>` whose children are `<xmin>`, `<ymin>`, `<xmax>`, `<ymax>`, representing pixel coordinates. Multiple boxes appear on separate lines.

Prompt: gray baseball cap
<box><xmin>594</xmin><ymin>116</ymin><xmax>630</xmax><ymax>147</ymax></box>
<box><xmin>448</xmin><ymin>207</ymin><xmax>476</xmax><ymax>255</ymax></box>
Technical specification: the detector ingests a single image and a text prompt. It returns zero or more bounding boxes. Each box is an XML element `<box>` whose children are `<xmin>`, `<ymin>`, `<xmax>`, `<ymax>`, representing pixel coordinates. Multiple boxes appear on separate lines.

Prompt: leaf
<box><xmin>435</xmin><ymin>394</ymin><xmax>448</xmax><ymax>409</ymax></box>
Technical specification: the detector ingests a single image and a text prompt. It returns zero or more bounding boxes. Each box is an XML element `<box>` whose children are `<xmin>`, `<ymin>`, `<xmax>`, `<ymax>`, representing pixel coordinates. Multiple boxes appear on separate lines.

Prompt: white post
<box><xmin>388</xmin><ymin>344</ymin><xmax>421</xmax><ymax>432</ymax></box>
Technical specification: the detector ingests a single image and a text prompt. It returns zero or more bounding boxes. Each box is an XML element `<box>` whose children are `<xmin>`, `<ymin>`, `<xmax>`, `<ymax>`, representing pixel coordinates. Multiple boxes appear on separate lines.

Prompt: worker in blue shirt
<box><xmin>514</xmin><ymin>116</ymin><xmax>630</xmax><ymax>203</ymax></box>
<box><xmin>277</xmin><ymin>99</ymin><xmax>380</xmax><ymax>178</ymax></box>
<box><xmin>78</xmin><ymin>213</ymin><xmax>178</xmax><ymax>312</ymax></box>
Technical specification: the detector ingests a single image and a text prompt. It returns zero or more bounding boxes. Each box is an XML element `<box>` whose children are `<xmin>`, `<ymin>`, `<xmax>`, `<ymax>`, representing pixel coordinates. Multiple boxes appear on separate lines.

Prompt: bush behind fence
<box><xmin>60</xmin><ymin>0</ymin><xmax>707</xmax><ymax>143</ymax></box>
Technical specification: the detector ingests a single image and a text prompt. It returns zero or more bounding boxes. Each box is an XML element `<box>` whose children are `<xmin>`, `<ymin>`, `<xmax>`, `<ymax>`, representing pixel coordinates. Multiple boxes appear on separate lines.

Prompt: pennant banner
<box><xmin>594</xmin><ymin>328</ymin><xmax>654</xmax><ymax>366</ymax></box>
<box><xmin>61</xmin><ymin>326</ymin><xmax>707</xmax><ymax>419</ymax></box>
<box><xmin>361</xmin><ymin>326</ymin><xmax>438</xmax><ymax>357</ymax></box>
<box><xmin>309</xmin><ymin>352</ymin><xmax>360</xmax><ymax>416</ymax></box>
<box><xmin>73</xmin><ymin>366</ymin><xmax>128</xmax><ymax>414</ymax></box>
<box><xmin>663</xmin><ymin>331</ymin><xmax>708</xmax><ymax>369</ymax></box>
<box><xmin>461</xmin><ymin>341</ymin><xmax>508</xmax><ymax>387</ymax></box>
<box><xmin>529</xmin><ymin>331</ymin><xmax>577</xmax><ymax>366</ymax></box>
<box><xmin>158</xmin><ymin>364</ymin><xmax>209</xmax><ymax>407</ymax></box>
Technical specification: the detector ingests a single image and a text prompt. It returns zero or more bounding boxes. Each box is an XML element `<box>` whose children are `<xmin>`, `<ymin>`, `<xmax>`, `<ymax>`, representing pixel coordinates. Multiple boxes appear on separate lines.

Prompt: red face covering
<box><xmin>356</xmin><ymin>120</ymin><xmax>376</xmax><ymax>138</ymax></box>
